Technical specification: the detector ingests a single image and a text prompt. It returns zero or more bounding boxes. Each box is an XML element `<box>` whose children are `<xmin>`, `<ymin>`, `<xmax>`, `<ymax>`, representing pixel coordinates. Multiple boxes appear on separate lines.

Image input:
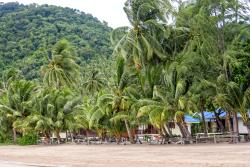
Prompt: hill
<box><xmin>0</xmin><ymin>2</ymin><xmax>112</xmax><ymax>79</ymax></box>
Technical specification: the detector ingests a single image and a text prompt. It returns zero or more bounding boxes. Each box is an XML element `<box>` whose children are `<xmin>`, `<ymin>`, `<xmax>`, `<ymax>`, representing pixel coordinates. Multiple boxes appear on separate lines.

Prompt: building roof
<box><xmin>190</xmin><ymin>108</ymin><xmax>250</xmax><ymax>123</ymax></box>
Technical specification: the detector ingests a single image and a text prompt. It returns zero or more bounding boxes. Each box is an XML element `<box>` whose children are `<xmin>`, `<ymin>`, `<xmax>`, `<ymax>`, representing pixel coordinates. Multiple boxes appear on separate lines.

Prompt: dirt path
<box><xmin>0</xmin><ymin>144</ymin><xmax>250</xmax><ymax>167</ymax></box>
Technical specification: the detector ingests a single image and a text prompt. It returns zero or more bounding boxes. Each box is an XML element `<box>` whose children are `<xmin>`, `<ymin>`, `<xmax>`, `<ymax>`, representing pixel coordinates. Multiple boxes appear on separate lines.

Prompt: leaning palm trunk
<box><xmin>182</xmin><ymin>122</ymin><xmax>191</xmax><ymax>139</ymax></box>
<box><xmin>214</xmin><ymin>111</ymin><xmax>225</xmax><ymax>132</ymax></box>
<box><xmin>176</xmin><ymin>122</ymin><xmax>187</xmax><ymax>138</ymax></box>
<box><xmin>124</xmin><ymin>119</ymin><xmax>134</xmax><ymax>144</ymax></box>
<box><xmin>176</xmin><ymin>112</ymin><xmax>191</xmax><ymax>139</ymax></box>
<box><xmin>164</xmin><ymin>123</ymin><xmax>173</xmax><ymax>137</ymax></box>
<box><xmin>161</xmin><ymin>126</ymin><xmax>170</xmax><ymax>144</ymax></box>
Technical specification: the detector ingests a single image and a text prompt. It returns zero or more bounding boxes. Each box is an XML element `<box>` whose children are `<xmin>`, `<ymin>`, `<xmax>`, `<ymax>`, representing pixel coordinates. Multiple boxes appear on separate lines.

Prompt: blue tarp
<box><xmin>187</xmin><ymin>108</ymin><xmax>250</xmax><ymax>123</ymax></box>
<box><xmin>203</xmin><ymin>109</ymin><xmax>227</xmax><ymax>121</ymax></box>
<box><xmin>204</xmin><ymin>108</ymin><xmax>250</xmax><ymax>119</ymax></box>
<box><xmin>184</xmin><ymin>115</ymin><xmax>200</xmax><ymax>123</ymax></box>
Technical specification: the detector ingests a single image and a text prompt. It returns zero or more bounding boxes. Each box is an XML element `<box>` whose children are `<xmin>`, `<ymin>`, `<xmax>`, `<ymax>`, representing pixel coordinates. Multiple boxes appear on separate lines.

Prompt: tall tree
<box><xmin>41</xmin><ymin>39</ymin><xmax>80</xmax><ymax>89</ymax></box>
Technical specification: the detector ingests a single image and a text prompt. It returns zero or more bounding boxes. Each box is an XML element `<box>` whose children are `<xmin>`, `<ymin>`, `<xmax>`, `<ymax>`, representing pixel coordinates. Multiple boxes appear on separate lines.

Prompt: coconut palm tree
<box><xmin>0</xmin><ymin>68</ymin><xmax>22</xmax><ymax>91</ymax></box>
<box><xmin>22</xmin><ymin>88</ymin><xmax>54</xmax><ymax>144</ymax></box>
<box><xmin>214</xmin><ymin>81</ymin><xmax>250</xmax><ymax>139</ymax></box>
<box><xmin>111</xmin><ymin>0</ymin><xmax>172</xmax><ymax>75</ymax></box>
<box><xmin>82</xmin><ymin>70</ymin><xmax>106</xmax><ymax>97</ymax></box>
<box><xmin>136</xmin><ymin>60</ymin><xmax>195</xmax><ymax>139</ymax></box>
<box><xmin>41</xmin><ymin>39</ymin><xmax>80</xmax><ymax>89</ymax></box>
<box><xmin>73</xmin><ymin>96</ymin><xmax>106</xmax><ymax>144</ymax></box>
<box><xmin>18</xmin><ymin>86</ymin><xmax>81</xmax><ymax>144</ymax></box>
<box><xmin>95</xmin><ymin>55</ymin><xmax>142</xmax><ymax>144</ymax></box>
<box><xmin>98</xmin><ymin>88</ymin><xmax>137</xmax><ymax>144</ymax></box>
<box><xmin>0</xmin><ymin>80</ymin><xmax>36</xmax><ymax>143</ymax></box>
<box><xmin>48</xmin><ymin>88</ymin><xmax>81</xmax><ymax>143</ymax></box>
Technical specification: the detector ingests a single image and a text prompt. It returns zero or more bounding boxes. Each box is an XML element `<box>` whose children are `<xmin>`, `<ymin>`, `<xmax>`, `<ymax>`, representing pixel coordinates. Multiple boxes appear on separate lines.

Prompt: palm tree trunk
<box><xmin>13</xmin><ymin>128</ymin><xmax>17</xmax><ymax>144</ymax></box>
<box><xmin>177</xmin><ymin>122</ymin><xmax>186</xmax><ymax>138</ymax></box>
<box><xmin>232</xmin><ymin>112</ymin><xmax>239</xmax><ymax>143</ymax></box>
<box><xmin>182</xmin><ymin>122</ymin><xmax>191</xmax><ymax>139</ymax></box>
<box><xmin>201</xmin><ymin>111</ymin><xmax>208</xmax><ymax>136</ymax></box>
<box><xmin>71</xmin><ymin>132</ymin><xmax>74</xmax><ymax>143</ymax></box>
<box><xmin>116</xmin><ymin>137</ymin><xmax>121</xmax><ymax>144</ymax></box>
<box><xmin>200</xmin><ymin>98</ymin><xmax>208</xmax><ymax>137</ymax></box>
<box><xmin>164</xmin><ymin>123</ymin><xmax>173</xmax><ymax>137</ymax></box>
<box><xmin>56</xmin><ymin>130</ymin><xmax>61</xmax><ymax>144</ymax></box>
<box><xmin>161</xmin><ymin>126</ymin><xmax>170</xmax><ymax>144</ymax></box>
<box><xmin>86</xmin><ymin>129</ymin><xmax>90</xmax><ymax>145</ymax></box>
<box><xmin>45</xmin><ymin>132</ymin><xmax>50</xmax><ymax>144</ymax></box>
<box><xmin>124</xmin><ymin>119</ymin><xmax>134</xmax><ymax>144</ymax></box>
<box><xmin>226</xmin><ymin>113</ymin><xmax>233</xmax><ymax>133</ymax></box>
<box><xmin>214</xmin><ymin>111</ymin><xmax>225</xmax><ymax>132</ymax></box>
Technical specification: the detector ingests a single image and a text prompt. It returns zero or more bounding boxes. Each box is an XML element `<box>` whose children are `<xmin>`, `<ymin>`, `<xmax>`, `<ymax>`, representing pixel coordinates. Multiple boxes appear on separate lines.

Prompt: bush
<box><xmin>17</xmin><ymin>133</ymin><xmax>38</xmax><ymax>145</ymax></box>
<box><xmin>0</xmin><ymin>133</ymin><xmax>13</xmax><ymax>144</ymax></box>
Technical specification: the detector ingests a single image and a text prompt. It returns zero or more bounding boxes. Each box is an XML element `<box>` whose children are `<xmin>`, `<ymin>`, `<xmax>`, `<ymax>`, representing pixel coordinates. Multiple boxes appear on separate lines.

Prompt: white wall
<box><xmin>137</xmin><ymin>123</ymin><xmax>191</xmax><ymax>137</ymax></box>
<box><xmin>52</xmin><ymin>132</ymin><xmax>67</xmax><ymax>138</ymax></box>
<box><xmin>238</xmin><ymin>118</ymin><xmax>248</xmax><ymax>134</ymax></box>
<box><xmin>171</xmin><ymin>123</ymin><xmax>191</xmax><ymax>136</ymax></box>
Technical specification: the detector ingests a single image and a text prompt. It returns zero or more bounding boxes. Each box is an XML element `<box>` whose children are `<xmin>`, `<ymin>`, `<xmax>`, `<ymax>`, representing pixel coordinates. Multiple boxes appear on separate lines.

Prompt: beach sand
<box><xmin>0</xmin><ymin>144</ymin><xmax>250</xmax><ymax>167</ymax></box>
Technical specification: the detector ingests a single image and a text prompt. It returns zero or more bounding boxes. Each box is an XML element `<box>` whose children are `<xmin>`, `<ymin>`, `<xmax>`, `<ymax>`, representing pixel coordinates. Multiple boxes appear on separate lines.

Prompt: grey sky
<box><xmin>1</xmin><ymin>0</ymin><xmax>130</xmax><ymax>28</ymax></box>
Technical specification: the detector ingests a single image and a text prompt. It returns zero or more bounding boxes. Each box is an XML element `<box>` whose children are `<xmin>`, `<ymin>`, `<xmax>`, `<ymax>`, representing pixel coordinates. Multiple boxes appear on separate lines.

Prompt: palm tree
<box><xmin>96</xmin><ymin>56</ymin><xmax>142</xmax><ymax>144</ymax></box>
<box><xmin>136</xmin><ymin>98</ymin><xmax>172</xmax><ymax>140</ymax></box>
<box><xmin>49</xmin><ymin>88</ymin><xmax>80</xmax><ymax>143</ymax></box>
<box><xmin>82</xmin><ymin>70</ymin><xmax>106</xmax><ymax>97</ymax></box>
<box><xmin>111</xmin><ymin>0</ymin><xmax>172</xmax><ymax>75</ymax></box>
<box><xmin>1</xmin><ymin>68</ymin><xmax>22</xmax><ymax>91</ymax></box>
<box><xmin>214</xmin><ymin>81</ymin><xmax>250</xmax><ymax>139</ymax></box>
<box><xmin>136</xmin><ymin>61</ymin><xmax>195</xmax><ymax>139</ymax></box>
<box><xmin>0</xmin><ymin>80</ymin><xmax>36</xmax><ymax>143</ymax></box>
<box><xmin>22</xmin><ymin>88</ymin><xmax>54</xmax><ymax>144</ymax></box>
<box><xmin>74</xmin><ymin>97</ymin><xmax>105</xmax><ymax>144</ymax></box>
<box><xmin>25</xmin><ymin>87</ymin><xmax>81</xmax><ymax>144</ymax></box>
<box><xmin>98</xmin><ymin>88</ymin><xmax>137</xmax><ymax>144</ymax></box>
<box><xmin>41</xmin><ymin>39</ymin><xmax>80</xmax><ymax>89</ymax></box>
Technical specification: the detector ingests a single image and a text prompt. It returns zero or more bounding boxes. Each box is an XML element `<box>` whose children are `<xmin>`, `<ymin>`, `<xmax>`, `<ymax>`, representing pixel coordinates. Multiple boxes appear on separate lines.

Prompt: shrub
<box><xmin>0</xmin><ymin>133</ymin><xmax>13</xmax><ymax>144</ymax></box>
<box><xmin>17</xmin><ymin>133</ymin><xmax>38</xmax><ymax>145</ymax></box>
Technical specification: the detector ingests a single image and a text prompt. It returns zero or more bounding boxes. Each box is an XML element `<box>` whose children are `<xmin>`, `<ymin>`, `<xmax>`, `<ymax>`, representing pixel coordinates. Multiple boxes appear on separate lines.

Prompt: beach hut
<box><xmin>137</xmin><ymin>115</ymin><xmax>200</xmax><ymax>137</ymax></box>
<box><xmin>198</xmin><ymin>109</ymin><xmax>250</xmax><ymax>136</ymax></box>
<box><xmin>171</xmin><ymin>115</ymin><xmax>200</xmax><ymax>136</ymax></box>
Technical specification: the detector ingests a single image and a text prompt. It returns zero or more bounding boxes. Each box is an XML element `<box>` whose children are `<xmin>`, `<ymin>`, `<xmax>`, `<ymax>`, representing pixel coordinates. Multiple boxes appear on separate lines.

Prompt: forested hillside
<box><xmin>0</xmin><ymin>2</ymin><xmax>112</xmax><ymax>79</ymax></box>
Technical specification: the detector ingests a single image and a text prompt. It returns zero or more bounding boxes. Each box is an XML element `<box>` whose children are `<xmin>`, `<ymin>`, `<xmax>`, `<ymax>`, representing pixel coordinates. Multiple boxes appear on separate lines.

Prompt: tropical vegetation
<box><xmin>0</xmin><ymin>0</ymin><xmax>249</xmax><ymax>145</ymax></box>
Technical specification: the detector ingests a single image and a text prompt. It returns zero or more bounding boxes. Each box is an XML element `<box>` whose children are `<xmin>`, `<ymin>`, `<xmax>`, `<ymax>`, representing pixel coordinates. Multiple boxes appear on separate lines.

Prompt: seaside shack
<box><xmin>136</xmin><ymin>108</ymin><xmax>250</xmax><ymax>142</ymax></box>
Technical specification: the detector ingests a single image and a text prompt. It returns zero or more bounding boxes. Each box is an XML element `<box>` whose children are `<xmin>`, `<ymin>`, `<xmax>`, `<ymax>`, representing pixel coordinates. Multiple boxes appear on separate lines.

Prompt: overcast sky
<box><xmin>1</xmin><ymin>0</ymin><xmax>130</xmax><ymax>28</ymax></box>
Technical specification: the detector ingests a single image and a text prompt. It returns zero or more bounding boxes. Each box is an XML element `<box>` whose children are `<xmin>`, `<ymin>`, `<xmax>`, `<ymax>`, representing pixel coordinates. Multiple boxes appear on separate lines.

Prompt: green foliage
<box><xmin>0</xmin><ymin>0</ymin><xmax>250</xmax><ymax>143</ymax></box>
<box><xmin>16</xmin><ymin>133</ymin><xmax>38</xmax><ymax>145</ymax></box>
<box><xmin>0</xmin><ymin>133</ymin><xmax>13</xmax><ymax>144</ymax></box>
<box><xmin>42</xmin><ymin>39</ymin><xmax>80</xmax><ymax>88</ymax></box>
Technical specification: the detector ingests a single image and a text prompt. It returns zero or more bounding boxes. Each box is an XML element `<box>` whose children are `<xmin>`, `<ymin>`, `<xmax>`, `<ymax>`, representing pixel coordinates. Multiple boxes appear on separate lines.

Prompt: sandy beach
<box><xmin>0</xmin><ymin>144</ymin><xmax>250</xmax><ymax>167</ymax></box>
